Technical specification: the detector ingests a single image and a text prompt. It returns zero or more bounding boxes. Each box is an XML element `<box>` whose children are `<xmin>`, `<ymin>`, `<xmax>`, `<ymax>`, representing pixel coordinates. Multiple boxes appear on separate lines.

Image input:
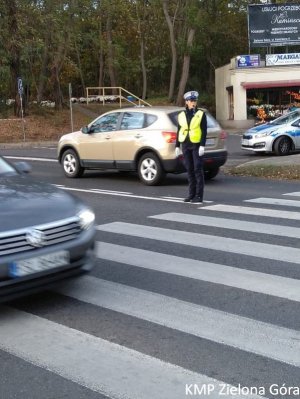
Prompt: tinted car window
<box><xmin>169</xmin><ymin>111</ymin><xmax>179</xmax><ymax>126</ymax></box>
<box><xmin>89</xmin><ymin>113</ymin><xmax>119</xmax><ymax>133</ymax></box>
<box><xmin>271</xmin><ymin>110</ymin><xmax>300</xmax><ymax>126</ymax></box>
<box><xmin>205</xmin><ymin>112</ymin><xmax>219</xmax><ymax>128</ymax></box>
<box><xmin>291</xmin><ymin>118</ymin><xmax>300</xmax><ymax>127</ymax></box>
<box><xmin>0</xmin><ymin>157</ymin><xmax>17</xmax><ymax>176</ymax></box>
<box><xmin>145</xmin><ymin>114</ymin><xmax>157</xmax><ymax>127</ymax></box>
<box><xmin>120</xmin><ymin>112</ymin><xmax>145</xmax><ymax>130</ymax></box>
<box><xmin>120</xmin><ymin>112</ymin><xmax>157</xmax><ymax>129</ymax></box>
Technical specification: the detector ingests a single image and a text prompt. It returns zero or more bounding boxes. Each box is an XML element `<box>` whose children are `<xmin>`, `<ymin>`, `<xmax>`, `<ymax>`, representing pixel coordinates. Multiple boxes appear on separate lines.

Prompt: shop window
<box><xmin>247</xmin><ymin>87</ymin><xmax>300</xmax><ymax>123</ymax></box>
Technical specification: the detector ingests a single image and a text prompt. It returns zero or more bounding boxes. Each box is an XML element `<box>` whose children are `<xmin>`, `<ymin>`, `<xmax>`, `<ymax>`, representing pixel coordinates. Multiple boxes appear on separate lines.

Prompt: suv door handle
<box><xmin>135</xmin><ymin>134</ymin><xmax>142</xmax><ymax>138</ymax></box>
<box><xmin>105</xmin><ymin>136</ymin><xmax>111</xmax><ymax>140</ymax></box>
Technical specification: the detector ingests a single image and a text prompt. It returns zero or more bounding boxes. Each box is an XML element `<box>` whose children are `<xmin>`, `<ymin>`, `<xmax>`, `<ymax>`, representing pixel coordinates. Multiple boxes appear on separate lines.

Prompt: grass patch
<box><xmin>0</xmin><ymin>106</ymin><xmax>91</xmax><ymax>143</ymax></box>
<box><xmin>226</xmin><ymin>164</ymin><xmax>300</xmax><ymax>180</ymax></box>
<box><xmin>0</xmin><ymin>99</ymin><xmax>174</xmax><ymax>143</ymax></box>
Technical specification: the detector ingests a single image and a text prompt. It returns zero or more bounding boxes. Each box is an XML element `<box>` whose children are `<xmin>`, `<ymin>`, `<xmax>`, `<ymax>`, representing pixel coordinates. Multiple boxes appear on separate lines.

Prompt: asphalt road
<box><xmin>0</xmin><ymin>140</ymin><xmax>300</xmax><ymax>399</ymax></box>
<box><xmin>0</xmin><ymin>132</ymin><xmax>271</xmax><ymax>168</ymax></box>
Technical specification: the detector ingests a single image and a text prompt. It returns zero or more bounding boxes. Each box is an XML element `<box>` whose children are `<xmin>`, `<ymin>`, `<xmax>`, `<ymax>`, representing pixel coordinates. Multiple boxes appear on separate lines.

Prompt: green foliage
<box><xmin>0</xmin><ymin>66</ymin><xmax>10</xmax><ymax>98</ymax></box>
<box><xmin>0</xmin><ymin>0</ymin><xmax>260</xmax><ymax>103</ymax></box>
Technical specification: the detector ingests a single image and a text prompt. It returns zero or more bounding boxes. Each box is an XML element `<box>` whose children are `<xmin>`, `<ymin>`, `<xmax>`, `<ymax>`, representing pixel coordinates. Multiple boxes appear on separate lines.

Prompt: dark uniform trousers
<box><xmin>182</xmin><ymin>142</ymin><xmax>204</xmax><ymax>200</ymax></box>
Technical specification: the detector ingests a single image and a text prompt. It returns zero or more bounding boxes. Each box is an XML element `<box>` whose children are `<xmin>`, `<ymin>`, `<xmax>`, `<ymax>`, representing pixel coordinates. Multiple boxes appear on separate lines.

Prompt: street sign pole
<box><xmin>20</xmin><ymin>96</ymin><xmax>25</xmax><ymax>142</ymax></box>
<box><xmin>17</xmin><ymin>77</ymin><xmax>25</xmax><ymax>141</ymax></box>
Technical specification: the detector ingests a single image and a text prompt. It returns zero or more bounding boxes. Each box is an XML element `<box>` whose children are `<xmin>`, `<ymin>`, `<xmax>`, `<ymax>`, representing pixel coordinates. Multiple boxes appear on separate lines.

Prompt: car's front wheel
<box><xmin>62</xmin><ymin>149</ymin><xmax>84</xmax><ymax>178</ymax></box>
<box><xmin>273</xmin><ymin>136</ymin><xmax>292</xmax><ymax>155</ymax></box>
<box><xmin>138</xmin><ymin>152</ymin><xmax>165</xmax><ymax>185</ymax></box>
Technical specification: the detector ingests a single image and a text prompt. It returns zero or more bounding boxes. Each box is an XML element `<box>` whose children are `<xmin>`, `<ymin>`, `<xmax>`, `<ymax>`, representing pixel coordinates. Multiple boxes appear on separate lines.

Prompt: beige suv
<box><xmin>58</xmin><ymin>106</ymin><xmax>227</xmax><ymax>185</ymax></box>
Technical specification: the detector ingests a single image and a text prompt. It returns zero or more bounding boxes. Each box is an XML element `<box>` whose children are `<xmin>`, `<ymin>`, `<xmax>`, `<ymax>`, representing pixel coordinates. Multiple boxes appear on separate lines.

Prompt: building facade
<box><xmin>215</xmin><ymin>56</ymin><xmax>300</xmax><ymax>129</ymax></box>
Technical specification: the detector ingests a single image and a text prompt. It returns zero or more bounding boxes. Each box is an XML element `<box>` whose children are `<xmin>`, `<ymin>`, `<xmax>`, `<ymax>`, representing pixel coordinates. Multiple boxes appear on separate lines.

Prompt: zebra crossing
<box><xmin>1</xmin><ymin>191</ymin><xmax>300</xmax><ymax>398</ymax></box>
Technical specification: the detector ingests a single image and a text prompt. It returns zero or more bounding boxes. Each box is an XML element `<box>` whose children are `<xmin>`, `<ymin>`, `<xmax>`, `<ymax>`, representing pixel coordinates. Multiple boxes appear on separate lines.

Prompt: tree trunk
<box><xmin>176</xmin><ymin>27</ymin><xmax>195</xmax><ymax>105</ymax></box>
<box><xmin>51</xmin><ymin>43</ymin><xmax>65</xmax><ymax>110</ymax></box>
<box><xmin>162</xmin><ymin>0</ymin><xmax>177</xmax><ymax>101</ymax></box>
<box><xmin>140</xmin><ymin>35</ymin><xmax>147</xmax><ymax>99</ymax></box>
<box><xmin>37</xmin><ymin>30</ymin><xmax>51</xmax><ymax>103</ymax></box>
<box><xmin>4</xmin><ymin>0</ymin><xmax>21</xmax><ymax>114</ymax></box>
<box><xmin>98</xmin><ymin>20</ymin><xmax>104</xmax><ymax>88</ymax></box>
<box><xmin>136</xmin><ymin>1</ymin><xmax>147</xmax><ymax>99</ymax></box>
<box><xmin>74</xmin><ymin>40</ymin><xmax>86</xmax><ymax>97</ymax></box>
<box><xmin>98</xmin><ymin>48</ymin><xmax>104</xmax><ymax>88</ymax></box>
<box><xmin>106</xmin><ymin>13</ymin><xmax>117</xmax><ymax>93</ymax></box>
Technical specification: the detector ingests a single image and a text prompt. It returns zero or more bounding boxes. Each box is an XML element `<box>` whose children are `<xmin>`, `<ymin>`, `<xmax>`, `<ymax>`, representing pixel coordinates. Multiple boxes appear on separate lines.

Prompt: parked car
<box><xmin>0</xmin><ymin>156</ymin><xmax>95</xmax><ymax>302</ymax></box>
<box><xmin>241</xmin><ymin>109</ymin><xmax>300</xmax><ymax>155</ymax></box>
<box><xmin>58</xmin><ymin>106</ymin><xmax>227</xmax><ymax>185</ymax></box>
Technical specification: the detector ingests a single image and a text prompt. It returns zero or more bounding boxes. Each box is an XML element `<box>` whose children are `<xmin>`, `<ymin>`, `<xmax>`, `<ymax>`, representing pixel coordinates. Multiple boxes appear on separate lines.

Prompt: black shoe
<box><xmin>191</xmin><ymin>197</ymin><xmax>203</xmax><ymax>203</ymax></box>
<box><xmin>183</xmin><ymin>197</ymin><xmax>194</xmax><ymax>203</ymax></box>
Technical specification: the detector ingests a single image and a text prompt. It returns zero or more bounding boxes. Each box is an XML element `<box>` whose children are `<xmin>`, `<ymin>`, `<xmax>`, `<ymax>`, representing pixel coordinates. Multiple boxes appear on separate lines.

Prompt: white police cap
<box><xmin>183</xmin><ymin>91</ymin><xmax>199</xmax><ymax>101</ymax></box>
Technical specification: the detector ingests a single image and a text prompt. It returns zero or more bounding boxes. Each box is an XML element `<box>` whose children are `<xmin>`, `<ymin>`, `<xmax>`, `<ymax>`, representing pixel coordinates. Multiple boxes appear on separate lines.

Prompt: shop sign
<box><xmin>236</xmin><ymin>55</ymin><xmax>260</xmax><ymax>68</ymax></box>
<box><xmin>266</xmin><ymin>53</ymin><xmax>300</xmax><ymax>66</ymax></box>
<box><xmin>248</xmin><ymin>3</ymin><xmax>300</xmax><ymax>47</ymax></box>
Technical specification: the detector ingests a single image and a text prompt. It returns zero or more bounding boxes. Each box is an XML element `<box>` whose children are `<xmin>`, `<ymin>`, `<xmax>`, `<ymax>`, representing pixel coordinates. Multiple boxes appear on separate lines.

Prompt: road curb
<box><xmin>0</xmin><ymin>141</ymin><xmax>58</xmax><ymax>149</ymax></box>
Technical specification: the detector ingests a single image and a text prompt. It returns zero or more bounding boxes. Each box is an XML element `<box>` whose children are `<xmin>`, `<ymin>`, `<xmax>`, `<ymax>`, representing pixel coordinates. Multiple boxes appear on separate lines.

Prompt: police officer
<box><xmin>175</xmin><ymin>91</ymin><xmax>207</xmax><ymax>203</ymax></box>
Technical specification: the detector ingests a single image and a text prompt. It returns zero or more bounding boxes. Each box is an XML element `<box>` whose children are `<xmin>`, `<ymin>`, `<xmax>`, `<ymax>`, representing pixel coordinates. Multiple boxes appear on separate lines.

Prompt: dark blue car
<box><xmin>0</xmin><ymin>156</ymin><xmax>95</xmax><ymax>302</ymax></box>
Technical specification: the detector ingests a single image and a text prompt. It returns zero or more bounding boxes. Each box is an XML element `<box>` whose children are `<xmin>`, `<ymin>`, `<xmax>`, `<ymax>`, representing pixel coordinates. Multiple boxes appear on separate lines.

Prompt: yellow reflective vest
<box><xmin>178</xmin><ymin>109</ymin><xmax>204</xmax><ymax>143</ymax></box>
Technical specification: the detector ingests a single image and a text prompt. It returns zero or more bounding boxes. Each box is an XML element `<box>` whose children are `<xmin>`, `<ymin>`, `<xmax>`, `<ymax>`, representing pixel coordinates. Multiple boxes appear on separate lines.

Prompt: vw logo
<box><xmin>26</xmin><ymin>229</ymin><xmax>45</xmax><ymax>247</ymax></box>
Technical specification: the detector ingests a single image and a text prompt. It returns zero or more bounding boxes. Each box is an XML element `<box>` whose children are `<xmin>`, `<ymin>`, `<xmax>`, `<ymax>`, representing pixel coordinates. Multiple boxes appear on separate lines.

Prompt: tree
<box><xmin>176</xmin><ymin>1</ymin><xmax>200</xmax><ymax>105</ymax></box>
<box><xmin>0</xmin><ymin>0</ymin><xmax>266</xmax><ymax>111</ymax></box>
<box><xmin>2</xmin><ymin>0</ymin><xmax>21</xmax><ymax>114</ymax></box>
<box><xmin>135</xmin><ymin>0</ymin><xmax>149</xmax><ymax>99</ymax></box>
<box><xmin>162</xmin><ymin>0</ymin><xmax>178</xmax><ymax>101</ymax></box>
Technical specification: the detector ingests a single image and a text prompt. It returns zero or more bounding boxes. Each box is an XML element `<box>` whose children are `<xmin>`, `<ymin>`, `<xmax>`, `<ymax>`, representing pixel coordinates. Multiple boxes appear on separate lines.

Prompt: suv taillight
<box><xmin>220</xmin><ymin>130</ymin><xmax>227</xmax><ymax>140</ymax></box>
<box><xmin>162</xmin><ymin>131</ymin><xmax>177</xmax><ymax>143</ymax></box>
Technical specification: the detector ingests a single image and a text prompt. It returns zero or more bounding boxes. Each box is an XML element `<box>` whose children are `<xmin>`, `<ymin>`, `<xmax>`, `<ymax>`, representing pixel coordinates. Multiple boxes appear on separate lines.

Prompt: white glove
<box><xmin>198</xmin><ymin>146</ymin><xmax>205</xmax><ymax>156</ymax></box>
<box><xmin>175</xmin><ymin>147</ymin><xmax>181</xmax><ymax>157</ymax></box>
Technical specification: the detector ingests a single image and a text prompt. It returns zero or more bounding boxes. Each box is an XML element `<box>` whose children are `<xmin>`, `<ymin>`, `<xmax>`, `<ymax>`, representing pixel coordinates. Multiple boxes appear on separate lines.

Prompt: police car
<box><xmin>241</xmin><ymin>109</ymin><xmax>300</xmax><ymax>155</ymax></box>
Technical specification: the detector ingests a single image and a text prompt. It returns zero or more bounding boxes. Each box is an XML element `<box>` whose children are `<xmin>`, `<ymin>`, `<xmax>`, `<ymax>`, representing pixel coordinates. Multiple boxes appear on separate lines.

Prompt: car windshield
<box><xmin>0</xmin><ymin>157</ymin><xmax>17</xmax><ymax>176</ymax></box>
<box><xmin>270</xmin><ymin>109</ymin><xmax>300</xmax><ymax>126</ymax></box>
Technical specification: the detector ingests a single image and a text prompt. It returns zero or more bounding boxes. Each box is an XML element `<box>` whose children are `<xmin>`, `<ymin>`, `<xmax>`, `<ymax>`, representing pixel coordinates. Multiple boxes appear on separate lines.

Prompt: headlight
<box><xmin>77</xmin><ymin>208</ymin><xmax>95</xmax><ymax>230</ymax></box>
<box><xmin>254</xmin><ymin>130</ymin><xmax>277</xmax><ymax>138</ymax></box>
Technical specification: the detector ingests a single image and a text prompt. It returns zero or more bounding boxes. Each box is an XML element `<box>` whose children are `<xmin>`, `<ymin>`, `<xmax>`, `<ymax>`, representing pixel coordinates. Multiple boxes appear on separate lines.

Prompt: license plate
<box><xmin>206</xmin><ymin>138</ymin><xmax>215</xmax><ymax>146</ymax></box>
<box><xmin>9</xmin><ymin>251</ymin><xmax>69</xmax><ymax>277</ymax></box>
<box><xmin>241</xmin><ymin>139</ymin><xmax>249</xmax><ymax>146</ymax></box>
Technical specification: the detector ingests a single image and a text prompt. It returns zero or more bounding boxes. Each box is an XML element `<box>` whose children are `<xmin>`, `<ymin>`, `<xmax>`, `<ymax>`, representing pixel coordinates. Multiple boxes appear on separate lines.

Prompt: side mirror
<box><xmin>81</xmin><ymin>126</ymin><xmax>89</xmax><ymax>134</ymax></box>
<box><xmin>14</xmin><ymin>161</ymin><xmax>31</xmax><ymax>174</ymax></box>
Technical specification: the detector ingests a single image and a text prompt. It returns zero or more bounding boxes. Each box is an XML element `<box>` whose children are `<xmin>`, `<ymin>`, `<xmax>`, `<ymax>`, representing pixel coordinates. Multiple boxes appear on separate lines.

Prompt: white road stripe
<box><xmin>160</xmin><ymin>196</ymin><xmax>184</xmax><ymax>200</ymax></box>
<box><xmin>0</xmin><ymin>306</ymin><xmax>265</xmax><ymax>399</ymax></box>
<box><xmin>160</xmin><ymin>196</ymin><xmax>213</xmax><ymax>203</ymax></box>
<box><xmin>150</xmin><ymin>212</ymin><xmax>300</xmax><ymax>238</ymax></box>
<box><xmin>245</xmin><ymin>197</ymin><xmax>300</xmax><ymax>207</ymax></box>
<box><xmin>55</xmin><ymin>276</ymin><xmax>300</xmax><ymax>367</ymax></box>
<box><xmin>90</xmin><ymin>188</ymin><xmax>132</xmax><ymax>194</ymax></box>
<box><xmin>97</xmin><ymin>222</ymin><xmax>300</xmax><ymax>264</ymax></box>
<box><xmin>33</xmin><ymin>146</ymin><xmax>56</xmax><ymax>149</ymax></box>
<box><xmin>201</xmin><ymin>204</ymin><xmax>300</xmax><ymax>220</ymax></box>
<box><xmin>283</xmin><ymin>192</ymin><xmax>300</xmax><ymax>197</ymax></box>
<box><xmin>60</xmin><ymin>186</ymin><xmax>184</xmax><ymax>202</ymax></box>
<box><xmin>4</xmin><ymin>156</ymin><xmax>56</xmax><ymax>162</ymax></box>
<box><xmin>96</xmin><ymin>242</ymin><xmax>300</xmax><ymax>302</ymax></box>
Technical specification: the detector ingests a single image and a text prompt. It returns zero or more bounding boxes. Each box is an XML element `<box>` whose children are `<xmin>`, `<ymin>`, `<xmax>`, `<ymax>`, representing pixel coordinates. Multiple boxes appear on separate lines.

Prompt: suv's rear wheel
<box><xmin>205</xmin><ymin>167</ymin><xmax>219</xmax><ymax>180</ymax></box>
<box><xmin>62</xmin><ymin>149</ymin><xmax>84</xmax><ymax>178</ymax></box>
<box><xmin>138</xmin><ymin>152</ymin><xmax>165</xmax><ymax>185</ymax></box>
